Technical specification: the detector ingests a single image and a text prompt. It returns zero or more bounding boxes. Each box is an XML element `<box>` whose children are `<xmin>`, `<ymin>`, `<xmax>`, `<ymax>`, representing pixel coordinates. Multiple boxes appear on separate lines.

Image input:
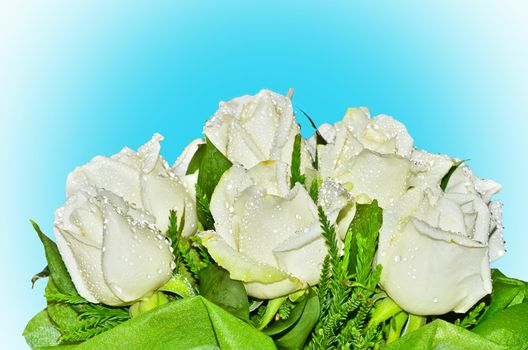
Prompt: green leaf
<box><xmin>290</xmin><ymin>134</ymin><xmax>305</xmax><ymax>188</ymax></box>
<box><xmin>31</xmin><ymin>220</ymin><xmax>78</xmax><ymax>295</ymax></box>
<box><xmin>480</xmin><ymin>269</ymin><xmax>526</xmax><ymax>322</ymax></box>
<box><xmin>472</xmin><ymin>302</ymin><xmax>528</xmax><ymax>349</ymax></box>
<box><xmin>203</xmin><ymin>299</ymin><xmax>276</xmax><ymax>350</ymax></box>
<box><xmin>309</xmin><ymin>179</ymin><xmax>319</xmax><ymax>203</ymax></box>
<box><xmin>197</xmin><ymin>137</ymin><xmax>232</xmax><ymax>202</ymax></box>
<box><xmin>196</xmin><ymin>184</ymin><xmax>215</xmax><ymax>230</ymax></box>
<box><xmin>32</xmin><ymin>265</ymin><xmax>50</xmax><ymax>288</ymax></box>
<box><xmin>194</xmin><ymin>137</ymin><xmax>232</xmax><ymax>230</ymax></box>
<box><xmin>198</xmin><ymin>264</ymin><xmax>250</xmax><ymax>321</ymax></box>
<box><xmin>299</xmin><ymin>109</ymin><xmax>327</xmax><ymax>170</ymax></box>
<box><xmin>300</xmin><ymin>109</ymin><xmax>327</xmax><ymax>146</ymax></box>
<box><xmin>274</xmin><ymin>289</ymin><xmax>320</xmax><ymax>350</ymax></box>
<box><xmin>186</xmin><ymin>142</ymin><xmax>206</xmax><ymax>175</ymax></box>
<box><xmin>350</xmin><ymin>201</ymin><xmax>383</xmax><ymax>286</ymax></box>
<box><xmin>39</xmin><ymin>297</ymin><xmax>275</xmax><ymax>350</ymax></box>
<box><xmin>385</xmin><ymin>319</ymin><xmax>507</xmax><ymax>350</ymax></box>
<box><xmin>23</xmin><ymin>309</ymin><xmax>61</xmax><ymax>349</ymax></box>
<box><xmin>440</xmin><ymin>160</ymin><xmax>466</xmax><ymax>191</ymax></box>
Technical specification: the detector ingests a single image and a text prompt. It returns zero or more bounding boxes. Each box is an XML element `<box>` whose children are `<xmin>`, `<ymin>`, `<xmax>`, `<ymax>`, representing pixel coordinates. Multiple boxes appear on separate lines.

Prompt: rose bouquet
<box><xmin>24</xmin><ymin>89</ymin><xmax>528</xmax><ymax>350</ymax></box>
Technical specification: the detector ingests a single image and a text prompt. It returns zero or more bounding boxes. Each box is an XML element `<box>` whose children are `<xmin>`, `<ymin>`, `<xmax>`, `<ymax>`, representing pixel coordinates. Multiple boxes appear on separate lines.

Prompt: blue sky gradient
<box><xmin>1</xmin><ymin>1</ymin><xmax>527</xmax><ymax>348</ymax></box>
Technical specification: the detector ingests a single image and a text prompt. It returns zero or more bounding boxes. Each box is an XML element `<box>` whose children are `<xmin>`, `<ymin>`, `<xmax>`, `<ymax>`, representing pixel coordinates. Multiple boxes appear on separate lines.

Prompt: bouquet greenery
<box><xmin>24</xmin><ymin>90</ymin><xmax>528</xmax><ymax>349</ymax></box>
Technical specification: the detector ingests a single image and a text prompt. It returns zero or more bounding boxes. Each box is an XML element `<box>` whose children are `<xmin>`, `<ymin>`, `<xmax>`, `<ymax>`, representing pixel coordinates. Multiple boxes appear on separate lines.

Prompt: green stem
<box><xmin>257</xmin><ymin>296</ymin><xmax>287</xmax><ymax>330</ymax></box>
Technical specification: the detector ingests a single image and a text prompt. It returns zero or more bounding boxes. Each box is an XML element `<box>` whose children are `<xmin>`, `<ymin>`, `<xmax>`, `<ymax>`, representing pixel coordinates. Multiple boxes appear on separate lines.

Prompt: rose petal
<box><xmin>100</xmin><ymin>199</ymin><xmax>174</xmax><ymax>303</ymax></box>
<box><xmin>380</xmin><ymin>218</ymin><xmax>491</xmax><ymax>315</ymax></box>
<box><xmin>336</xmin><ymin>150</ymin><xmax>411</xmax><ymax>209</ymax></box>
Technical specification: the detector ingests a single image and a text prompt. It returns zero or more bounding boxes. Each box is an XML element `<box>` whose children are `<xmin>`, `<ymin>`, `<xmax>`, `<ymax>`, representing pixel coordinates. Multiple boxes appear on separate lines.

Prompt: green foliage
<box><xmin>278</xmin><ymin>298</ymin><xmax>296</xmax><ymax>320</ymax></box>
<box><xmin>472</xmin><ymin>303</ymin><xmax>528</xmax><ymax>349</ymax></box>
<box><xmin>61</xmin><ymin>304</ymin><xmax>130</xmax><ymax>343</ymax></box>
<box><xmin>385</xmin><ymin>319</ymin><xmax>507</xmax><ymax>350</ymax></box>
<box><xmin>455</xmin><ymin>302</ymin><xmax>487</xmax><ymax>329</ymax></box>
<box><xmin>480</xmin><ymin>269</ymin><xmax>527</xmax><ymax>322</ymax></box>
<box><xmin>263</xmin><ymin>296</ymin><xmax>308</xmax><ymax>336</ymax></box>
<box><xmin>31</xmin><ymin>220</ymin><xmax>78</xmax><ymax>295</ymax></box>
<box><xmin>251</xmin><ymin>303</ymin><xmax>268</xmax><ymax>326</ymax></box>
<box><xmin>309</xmin><ymin>179</ymin><xmax>319</xmax><ymax>203</ymax></box>
<box><xmin>166</xmin><ymin>210</ymin><xmax>185</xmax><ymax>258</ymax></box>
<box><xmin>197</xmin><ymin>137</ymin><xmax>233</xmax><ymax>203</ymax></box>
<box><xmin>290</xmin><ymin>133</ymin><xmax>306</xmax><ymax>188</ymax></box>
<box><xmin>299</xmin><ymin>109</ymin><xmax>327</xmax><ymax>170</ymax></box>
<box><xmin>440</xmin><ymin>159</ymin><xmax>466</xmax><ymax>191</ymax></box>
<box><xmin>45</xmin><ymin>293</ymin><xmax>88</xmax><ymax>305</ymax></box>
<box><xmin>166</xmin><ymin>210</ymin><xmax>210</xmax><ymax>285</ymax></box>
<box><xmin>38</xmin><ymin>297</ymin><xmax>276</xmax><ymax>350</ymax></box>
<box><xmin>306</xmin><ymin>201</ymin><xmax>384</xmax><ymax>349</ymax></box>
<box><xmin>191</xmin><ymin>235</ymin><xmax>212</xmax><ymax>266</ymax></box>
<box><xmin>23</xmin><ymin>309</ymin><xmax>61</xmax><ymax>349</ymax></box>
<box><xmin>43</xmin><ymin>279</ymin><xmax>130</xmax><ymax>344</ymax></box>
<box><xmin>198</xmin><ymin>264</ymin><xmax>250</xmax><ymax>321</ymax></box>
<box><xmin>196</xmin><ymin>183</ymin><xmax>215</xmax><ymax>230</ymax></box>
<box><xmin>190</xmin><ymin>137</ymin><xmax>232</xmax><ymax>230</ymax></box>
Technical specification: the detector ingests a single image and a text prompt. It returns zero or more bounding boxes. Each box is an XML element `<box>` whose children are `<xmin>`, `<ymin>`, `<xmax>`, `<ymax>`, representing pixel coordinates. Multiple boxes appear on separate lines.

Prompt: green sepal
<box><xmin>31</xmin><ymin>220</ymin><xmax>78</xmax><ymax>296</ymax></box>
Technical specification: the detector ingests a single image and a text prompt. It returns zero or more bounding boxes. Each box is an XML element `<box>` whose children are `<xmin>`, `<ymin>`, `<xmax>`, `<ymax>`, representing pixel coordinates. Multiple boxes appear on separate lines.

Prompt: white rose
<box><xmin>316</xmin><ymin>108</ymin><xmax>414</xmax><ymax>217</ymax></box>
<box><xmin>377</xmin><ymin>161</ymin><xmax>503</xmax><ymax>315</ymax></box>
<box><xmin>203</xmin><ymin>89</ymin><xmax>312</xmax><ymax>171</ymax></box>
<box><xmin>200</xmin><ymin>160</ymin><xmax>351</xmax><ymax>299</ymax></box>
<box><xmin>317</xmin><ymin>107</ymin><xmax>413</xmax><ymax>180</ymax></box>
<box><xmin>54</xmin><ymin>189</ymin><xmax>175</xmax><ymax>305</ymax></box>
<box><xmin>66</xmin><ymin>133</ymin><xmax>197</xmax><ymax>236</ymax></box>
<box><xmin>315</xmin><ymin>109</ymin><xmax>504</xmax><ymax>315</ymax></box>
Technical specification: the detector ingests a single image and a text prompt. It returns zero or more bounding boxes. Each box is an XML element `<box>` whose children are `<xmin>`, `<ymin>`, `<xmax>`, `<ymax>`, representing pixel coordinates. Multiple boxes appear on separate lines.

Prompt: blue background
<box><xmin>1</xmin><ymin>1</ymin><xmax>527</xmax><ymax>348</ymax></box>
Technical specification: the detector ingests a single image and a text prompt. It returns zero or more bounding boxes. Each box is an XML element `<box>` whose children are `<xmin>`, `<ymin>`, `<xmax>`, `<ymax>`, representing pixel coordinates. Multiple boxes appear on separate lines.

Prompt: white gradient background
<box><xmin>1</xmin><ymin>1</ymin><xmax>527</xmax><ymax>348</ymax></box>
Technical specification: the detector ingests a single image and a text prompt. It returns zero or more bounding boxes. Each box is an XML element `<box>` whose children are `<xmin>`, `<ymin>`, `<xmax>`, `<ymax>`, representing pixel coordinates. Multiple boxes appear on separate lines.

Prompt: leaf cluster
<box><xmin>306</xmin><ymin>201</ymin><xmax>384</xmax><ymax>350</ymax></box>
<box><xmin>189</xmin><ymin>137</ymin><xmax>232</xmax><ymax>230</ymax></box>
<box><xmin>166</xmin><ymin>210</ymin><xmax>210</xmax><ymax>287</ymax></box>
